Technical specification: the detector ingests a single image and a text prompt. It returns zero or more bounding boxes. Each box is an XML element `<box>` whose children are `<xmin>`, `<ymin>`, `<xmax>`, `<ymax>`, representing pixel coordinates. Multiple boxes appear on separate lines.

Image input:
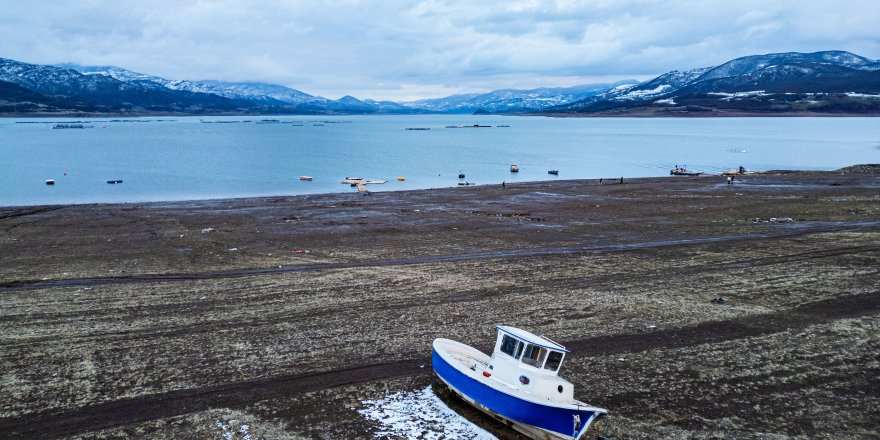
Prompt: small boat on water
<box><xmin>299</xmin><ymin>176</ymin><xmax>313</xmax><ymax>181</ymax></box>
<box><xmin>45</xmin><ymin>179</ymin><xmax>55</xmax><ymax>185</ymax></box>
<box><xmin>106</xmin><ymin>179</ymin><xmax>123</xmax><ymax>184</ymax></box>
<box><xmin>397</xmin><ymin>177</ymin><xmax>406</xmax><ymax>181</ymax></box>
<box><xmin>510</xmin><ymin>164</ymin><xmax>519</xmax><ymax>172</ymax></box>
<box><xmin>548</xmin><ymin>170</ymin><xmax>559</xmax><ymax>175</ymax></box>
<box><xmin>458</xmin><ymin>173</ymin><xmax>466</xmax><ymax>179</ymax></box>
<box><xmin>433</xmin><ymin>326</ymin><xmax>607</xmax><ymax>440</ymax></box>
<box><xmin>670</xmin><ymin>166</ymin><xmax>701</xmax><ymax>176</ymax></box>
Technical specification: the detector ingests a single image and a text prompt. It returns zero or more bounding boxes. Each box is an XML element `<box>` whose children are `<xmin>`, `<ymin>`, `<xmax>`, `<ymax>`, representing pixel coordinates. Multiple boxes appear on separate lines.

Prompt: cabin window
<box><xmin>521</xmin><ymin>344</ymin><xmax>547</xmax><ymax>368</ymax></box>
<box><xmin>545</xmin><ymin>351</ymin><xmax>563</xmax><ymax>371</ymax></box>
<box><xmin>500</xmin><ymin>334</ymin><xmax>522</xmax><ymax>358</ymax></box>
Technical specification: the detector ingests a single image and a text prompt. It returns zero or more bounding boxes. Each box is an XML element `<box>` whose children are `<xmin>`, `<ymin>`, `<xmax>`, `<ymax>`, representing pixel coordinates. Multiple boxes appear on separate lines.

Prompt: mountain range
<box><xmin>548</xmin><ymin>51</ymin><xmax>880</xmax><ymax>115</ymax></box>
<box><xmin>1</xmin><ymin>50</ymin><xmax>878</xmax><ymax>116</ymax></box>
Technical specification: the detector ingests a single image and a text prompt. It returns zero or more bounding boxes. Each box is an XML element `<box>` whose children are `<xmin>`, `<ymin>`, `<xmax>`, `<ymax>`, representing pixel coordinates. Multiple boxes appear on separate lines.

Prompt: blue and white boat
<box><xmin>433</xmin><ymin>326</ymin><xmax>607</xmax><ymax>440</ymax></box>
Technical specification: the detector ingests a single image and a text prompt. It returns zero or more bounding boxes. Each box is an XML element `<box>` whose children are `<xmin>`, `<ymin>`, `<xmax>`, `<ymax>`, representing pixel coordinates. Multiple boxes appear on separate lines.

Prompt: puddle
<box><xmin>359</xmin><ymin>385</ymin><xmax>497</xmax><ymax>439</ymax></box>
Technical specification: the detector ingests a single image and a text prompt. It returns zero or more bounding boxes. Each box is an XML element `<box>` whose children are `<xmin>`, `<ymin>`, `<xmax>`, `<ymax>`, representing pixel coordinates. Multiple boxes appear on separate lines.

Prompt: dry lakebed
<box><xmin>1</xmin><ymin>167</ymin><xmax>879</xmax><ymax>439</ymax></box>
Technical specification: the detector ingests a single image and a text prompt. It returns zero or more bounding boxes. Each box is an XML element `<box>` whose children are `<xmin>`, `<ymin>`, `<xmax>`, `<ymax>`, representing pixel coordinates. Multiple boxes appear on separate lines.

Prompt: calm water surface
<box><xmin>1</xmin><ymin>115</ymin><xmax>878</xmax><ymax>207</ymax></box>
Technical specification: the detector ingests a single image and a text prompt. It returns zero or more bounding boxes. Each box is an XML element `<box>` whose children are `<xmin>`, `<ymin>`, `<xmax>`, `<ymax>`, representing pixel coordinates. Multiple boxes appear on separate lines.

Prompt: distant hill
<box><xmin>548</xmin><ymin>51</ymin><xmax>880</xmax><ymax>115</ymax></box>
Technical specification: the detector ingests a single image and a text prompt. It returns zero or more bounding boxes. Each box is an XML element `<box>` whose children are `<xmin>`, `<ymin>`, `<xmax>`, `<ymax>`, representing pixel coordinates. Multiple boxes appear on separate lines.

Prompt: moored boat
<box><xmin>433</xmin><ymin>326</ymin><xmax>606</xmax><ymax>440</ymax></box>
<box><xmin>548</xmin><ymin>169</ymin><xmax>559</xmax><ymax>175</ymax></box>
<box><xmin>510</xmin><ymin>164</ymin><xmax>519</xmax><ymax>172</ymax></box>
<box><xmin>299</xmin><ymin>176</ymin><xmax>313</xmax><ymax>181</ymax></box>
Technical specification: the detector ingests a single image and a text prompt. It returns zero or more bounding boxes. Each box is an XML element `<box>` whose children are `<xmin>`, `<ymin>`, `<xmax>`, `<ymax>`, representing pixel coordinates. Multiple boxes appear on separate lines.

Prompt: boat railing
<box><xmin>539</xmin><ymin>334</ymin><xmax>566</xmax><ymax>350</ymax></box>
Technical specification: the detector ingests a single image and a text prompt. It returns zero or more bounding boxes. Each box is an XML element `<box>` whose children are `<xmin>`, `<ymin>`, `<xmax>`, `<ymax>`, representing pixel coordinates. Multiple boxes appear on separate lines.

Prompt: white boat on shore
<box><xmin>433</xmin><ymin>326</ymin><xmax>607</xmax><ymax>439</ymax></box>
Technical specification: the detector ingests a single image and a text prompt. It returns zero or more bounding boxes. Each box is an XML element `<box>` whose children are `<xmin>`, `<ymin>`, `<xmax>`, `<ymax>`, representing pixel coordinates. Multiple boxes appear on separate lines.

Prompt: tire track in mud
<box><xmin>4</xmin><ymin>291</ymin><xmax>878</xmax><ymax>439</ymax></box>
<box><xmin>3</xmin><ymin>221</ymin><xmax>878</xmax><ymax>291</ymax></box>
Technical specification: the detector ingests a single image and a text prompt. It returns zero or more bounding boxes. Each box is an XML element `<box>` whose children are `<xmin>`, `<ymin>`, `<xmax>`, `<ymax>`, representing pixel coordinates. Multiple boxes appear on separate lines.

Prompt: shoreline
<box><xmin>3</xmin><ymin>110</ymin><xmax>880</xmax><ymax>118</ymax></box>
<box><xmin>3</xmin><ymin>165</ymin><xmax>877</xmax><ymax>210</ymax></box>
<box><xmin>1</xmin><ymin>167</ymin><xmax>878</xmax><ymax>438</ymax></box>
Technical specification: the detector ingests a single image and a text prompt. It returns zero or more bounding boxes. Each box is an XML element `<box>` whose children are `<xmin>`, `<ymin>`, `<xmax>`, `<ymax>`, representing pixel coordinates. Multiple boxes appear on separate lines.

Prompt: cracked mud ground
<box><xmin>1</xmin><ymin>169</ymin><xmax>878</xmax><ymax>439</ymax></box>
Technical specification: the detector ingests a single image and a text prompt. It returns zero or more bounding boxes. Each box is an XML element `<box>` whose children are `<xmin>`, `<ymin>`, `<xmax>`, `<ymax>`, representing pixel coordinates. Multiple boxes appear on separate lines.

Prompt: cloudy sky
<box><xmin>1</xmin><ymin>0</ymin><xmax>878</xmax><ymax>101</ymax></box>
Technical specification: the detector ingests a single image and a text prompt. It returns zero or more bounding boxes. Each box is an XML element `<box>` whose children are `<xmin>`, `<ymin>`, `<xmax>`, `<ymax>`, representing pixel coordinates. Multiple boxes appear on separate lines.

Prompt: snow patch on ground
<box><xmin>615</xmin><ymin>84</ymin><xmax>671</xmax><ymax>100</ymax></box>
<box><xmin>654</xmin><ymin>98</ymin><xmax>676</xmax><ymax>105</ymax></box>
<box><xmin>845</xmin><ymin>92</ymin><xmax>880</xmax><ymax>98</ymax></box>
<box><xmin>359</xmin><ymin>386</ymin><xmax>498</xmax><ymax>439</ymax></box>
<box><xmin>213</xmin><ymin>419</ymin><xmax>252</xmax><ymax>440</ymax></box>
<box><xmin>708</xmin><ymin>91</ymin><xmax>768</xmax><ymax>101</ymax></box>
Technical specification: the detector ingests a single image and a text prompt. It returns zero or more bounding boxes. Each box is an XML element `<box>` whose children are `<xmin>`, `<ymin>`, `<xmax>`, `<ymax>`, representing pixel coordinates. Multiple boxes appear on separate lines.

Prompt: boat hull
<box><xmin>432</xmin><ymin>341</ymin><xmax>603</xmax><ymax>440</ymax></box>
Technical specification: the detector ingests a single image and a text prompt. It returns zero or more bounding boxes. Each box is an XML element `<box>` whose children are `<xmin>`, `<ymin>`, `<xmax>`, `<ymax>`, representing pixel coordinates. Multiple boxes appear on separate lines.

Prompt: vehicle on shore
<box><xmin>723</xmin><ymin>166</ymin><xmax>750</xmax><ymax>175</ymax></box>
<box><xmin>670</xmin><ymin>165</ymin><xmax>701</xmax><ymax>176</ymax></box>
<box><xmin>432</xmin><ymin>326</ymin><xmax>607</xmax><ymax>440</ymax></box>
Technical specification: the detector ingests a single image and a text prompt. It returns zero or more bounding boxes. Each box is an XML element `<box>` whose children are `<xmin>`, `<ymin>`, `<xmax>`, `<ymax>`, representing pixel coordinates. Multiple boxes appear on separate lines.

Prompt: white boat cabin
<box><xmin>488</xmin><ymin>325</ymin><xmax>575</xmax><ymax>402</ymax></box>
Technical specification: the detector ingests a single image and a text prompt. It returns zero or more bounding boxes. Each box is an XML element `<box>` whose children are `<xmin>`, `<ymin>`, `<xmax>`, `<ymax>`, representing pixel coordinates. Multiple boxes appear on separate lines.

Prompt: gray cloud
<box><xmin>1</xmin><ymin>0</ymin><xmax>878</xmax><ymax>101</ymax></box>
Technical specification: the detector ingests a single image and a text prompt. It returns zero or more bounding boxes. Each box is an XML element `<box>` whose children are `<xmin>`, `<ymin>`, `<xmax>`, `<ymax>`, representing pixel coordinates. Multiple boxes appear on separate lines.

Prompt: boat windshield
<box><xmin>499</xmin><ymin>334</ymin><xmax>524</xmax><ymax>359</ymax></box>
<box><xmin>521</xmin><ymin>343</ymin><xmax>547</xmax><ymax>368</ymax></box>
<box><xmin>544</xmin><ymin>350</ymin><xmax>563</xmax><ymax>371</ymax></box>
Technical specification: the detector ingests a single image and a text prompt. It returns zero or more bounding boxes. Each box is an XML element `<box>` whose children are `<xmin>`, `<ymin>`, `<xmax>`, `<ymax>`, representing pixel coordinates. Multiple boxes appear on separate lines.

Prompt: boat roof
<box><xmin>496</xmin><ymin>325</ymin><xmax>569</xmax><ymax>353</ymax></box>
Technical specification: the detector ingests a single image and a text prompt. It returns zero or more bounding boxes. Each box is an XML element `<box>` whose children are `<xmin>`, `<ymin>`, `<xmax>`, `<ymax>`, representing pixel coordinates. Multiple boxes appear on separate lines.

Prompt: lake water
<box><xmin>1</xmin><ymin>115</ymin><xmax>878</xmax><ymax>207</ymax></box>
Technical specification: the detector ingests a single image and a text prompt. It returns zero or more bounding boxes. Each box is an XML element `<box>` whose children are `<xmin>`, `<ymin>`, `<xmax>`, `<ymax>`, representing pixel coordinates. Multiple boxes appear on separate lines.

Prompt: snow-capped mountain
<box><xmin>403</xmin><ymin>81</ymin><xmax>639</xmax><ymax>113</ymax></box>
<box><xmin>1</xmin><ymin>58</ymin><xmax>253</xmax><ymax>113</ymax></box>
<box><xmin>3</xmin><ymin>59</ymin><xmax>138</xmax><ymax>96</ymax></box>
<box><xmin>696</xmin><ymin>51</ymin><xmax>878</xmax><ymax>83</ymax></box>
<box><xmin>63</xmin><ymin>64</ymin><xmax>327</xmax><ymax>105</ymax></box>
<box><xmin>552</xmin><ymin>51</ymin><xmax>880</xmax><ymax>114</ymax></box>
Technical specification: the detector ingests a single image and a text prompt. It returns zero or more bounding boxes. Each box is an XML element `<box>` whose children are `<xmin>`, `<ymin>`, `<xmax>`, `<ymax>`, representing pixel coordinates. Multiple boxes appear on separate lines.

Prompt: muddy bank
<box><xmin>1</xmin><ymin>170</ymin><xmax>878</xmax><ymax>439</ymax></box>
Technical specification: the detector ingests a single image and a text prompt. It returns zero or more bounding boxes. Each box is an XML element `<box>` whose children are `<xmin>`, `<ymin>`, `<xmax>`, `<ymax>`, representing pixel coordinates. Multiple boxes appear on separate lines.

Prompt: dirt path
<box><xmin>3</xmin><ymin>220</ymin><xmax>878</xmax><ymax>291</ymax></box>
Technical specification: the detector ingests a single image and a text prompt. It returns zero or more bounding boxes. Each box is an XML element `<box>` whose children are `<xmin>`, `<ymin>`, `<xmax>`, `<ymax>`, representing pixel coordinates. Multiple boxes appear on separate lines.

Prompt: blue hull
<box><xmin>433</xmin><ymin>348</ymin><xmax>601</xmax><ymax>439</ymax></box>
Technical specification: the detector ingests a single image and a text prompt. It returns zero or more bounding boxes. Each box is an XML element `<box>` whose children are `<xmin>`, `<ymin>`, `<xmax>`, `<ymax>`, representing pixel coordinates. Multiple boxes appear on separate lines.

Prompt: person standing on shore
<box><xmin>727</xmin><ymin>176</ymin><xmax>732</xmax><ymax>185</ymax></box>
